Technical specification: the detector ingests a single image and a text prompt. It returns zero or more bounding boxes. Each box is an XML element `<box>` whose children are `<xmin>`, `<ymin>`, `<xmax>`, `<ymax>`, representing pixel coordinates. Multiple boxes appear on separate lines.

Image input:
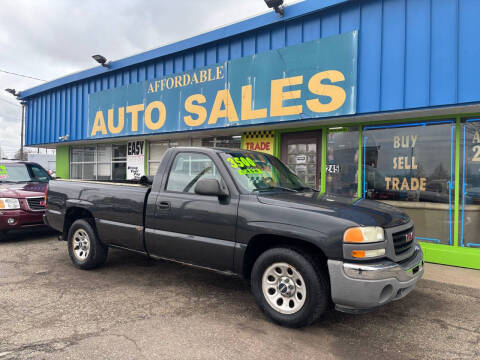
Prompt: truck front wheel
<box><xmin>67</xmin><ymin>219</ymin><xmax>108</xmax><ymax>270</ymax></box>
<box><xmin>251</xmin><ymin>247</ymin><xmax>329</xmax><ymax>327</ymax></box>
<box><xmin>0</xmin><ymin>230</ymin><xmax>7</xmax><ymax>241</ymax></box>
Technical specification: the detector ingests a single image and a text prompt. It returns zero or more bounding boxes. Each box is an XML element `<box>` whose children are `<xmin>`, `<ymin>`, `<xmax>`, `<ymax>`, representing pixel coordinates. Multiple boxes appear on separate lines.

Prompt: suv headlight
<box><xmin>0</xmin><ymin>198</ymin><xmax>21</xmax><ymax>210</ymax></box>
<box><xmin>344</xmin><ymin>226</ymin><xmax>385</xmax><ymax>244</ymax></box>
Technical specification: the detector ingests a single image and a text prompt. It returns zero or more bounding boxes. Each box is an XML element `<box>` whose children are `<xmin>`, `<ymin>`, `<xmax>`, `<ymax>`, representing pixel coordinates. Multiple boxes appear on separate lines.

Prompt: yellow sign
<box><xmin>385</xmin><ymin>134</ymin><xmax>427</xmax><ymax>191</ymax></box>
<box><xmin>242</xmin><ymin>131</ymin><xmax>275</xmax><ymax>155</ymax></box>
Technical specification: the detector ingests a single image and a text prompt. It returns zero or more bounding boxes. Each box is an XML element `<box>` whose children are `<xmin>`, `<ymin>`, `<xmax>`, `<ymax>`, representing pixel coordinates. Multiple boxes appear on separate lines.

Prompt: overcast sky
<box><xmin>0</xmin><ymin>0</ymin><xmax>298</xmax><ymax>158</ymax></box>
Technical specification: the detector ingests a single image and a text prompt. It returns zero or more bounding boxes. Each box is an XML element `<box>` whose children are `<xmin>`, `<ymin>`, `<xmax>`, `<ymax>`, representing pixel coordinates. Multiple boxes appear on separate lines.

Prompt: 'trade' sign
<box><xmin>88</xmin><ymin>31</ymin><xmax>357</xmax><ymax>139</ymax></box>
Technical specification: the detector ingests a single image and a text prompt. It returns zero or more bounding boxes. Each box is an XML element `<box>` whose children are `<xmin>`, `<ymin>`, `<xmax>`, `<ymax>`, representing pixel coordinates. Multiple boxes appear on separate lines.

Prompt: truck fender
<box><xmin>234</xmin><ymin>221</ymin><xmax>331</xmax><ymax>278</ymax></box>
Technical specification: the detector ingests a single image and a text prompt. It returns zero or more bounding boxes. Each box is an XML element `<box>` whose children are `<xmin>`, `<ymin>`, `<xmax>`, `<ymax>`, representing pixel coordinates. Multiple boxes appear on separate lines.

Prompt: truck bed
<box><xmin>47</xmin><ymin>179</ymin><xmax>151</xmax><ymax>252</ymax></box>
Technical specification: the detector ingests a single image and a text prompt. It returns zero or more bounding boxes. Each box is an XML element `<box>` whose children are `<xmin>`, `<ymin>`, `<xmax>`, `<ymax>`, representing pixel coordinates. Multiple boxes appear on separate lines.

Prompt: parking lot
<box><xmin>0</xmin><ymin>230</ymin><xmax>479</xmax><ymax>360</ymax></box>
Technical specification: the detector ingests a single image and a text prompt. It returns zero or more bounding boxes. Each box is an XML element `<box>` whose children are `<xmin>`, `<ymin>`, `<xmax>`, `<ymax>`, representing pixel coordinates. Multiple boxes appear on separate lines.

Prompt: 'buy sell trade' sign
<box><xmin>88</xmin><ymin>31</ymin><xmax>358</xmax><ymax>139</ymax></box>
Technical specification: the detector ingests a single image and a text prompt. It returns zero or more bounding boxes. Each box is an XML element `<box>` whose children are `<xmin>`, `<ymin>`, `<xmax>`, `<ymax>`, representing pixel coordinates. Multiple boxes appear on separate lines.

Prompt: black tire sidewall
<box><xmin>67</xmin><ymin>219</ymin><xmax>106</xmax><ymax>270</ymax></box>
<box><xmin>251</xmin><ymin>247</ymin><xmax>329</xmax><ymax>328</ymax></box>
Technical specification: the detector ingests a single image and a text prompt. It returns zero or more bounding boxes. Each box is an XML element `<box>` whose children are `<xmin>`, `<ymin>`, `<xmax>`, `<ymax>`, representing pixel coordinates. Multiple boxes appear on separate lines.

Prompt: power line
<box><xmin>0</xmin><ymin>69</ymin><xmax>46</xmax><ymax>82</ymax></box>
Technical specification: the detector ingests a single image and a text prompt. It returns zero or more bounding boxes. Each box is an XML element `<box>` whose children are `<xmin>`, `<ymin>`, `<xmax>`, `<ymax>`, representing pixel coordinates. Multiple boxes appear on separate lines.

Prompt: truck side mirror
<box><xmin>194</xmin><ymin>179</ymin><xmax>228</xmax><ymax>198</ymax></box>
<box><xmin>139</xmin><ymin>176</ymin><xmax>154</xmax><ymax>186</ymax></box>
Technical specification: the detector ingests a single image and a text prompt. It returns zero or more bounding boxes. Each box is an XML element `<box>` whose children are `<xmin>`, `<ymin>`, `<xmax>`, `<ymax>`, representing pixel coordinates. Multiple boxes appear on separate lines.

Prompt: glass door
<box><xmin>281</xmin><ymin>131</ymin><xmax>321</xmax><ymax>189</ymax></box>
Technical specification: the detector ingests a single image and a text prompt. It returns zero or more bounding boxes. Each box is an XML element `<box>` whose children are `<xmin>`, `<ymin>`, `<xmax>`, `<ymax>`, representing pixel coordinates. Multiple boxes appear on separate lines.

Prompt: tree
<box><xmin>13</xmin><ymin>148</ymin><xmax>35</xmax><ymax>161</ymax></box>
<box><xmin>431</xmin><ymin>163</ymin><xmax>449</xmax><ymax>180</ymax></box>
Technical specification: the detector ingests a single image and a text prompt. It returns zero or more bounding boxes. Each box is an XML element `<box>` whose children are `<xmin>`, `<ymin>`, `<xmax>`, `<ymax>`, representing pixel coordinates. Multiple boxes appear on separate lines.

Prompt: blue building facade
<box><xmin>19</xmin><ymin>0</ymin><xmax>480</xmax><ymax>269</ymax></box>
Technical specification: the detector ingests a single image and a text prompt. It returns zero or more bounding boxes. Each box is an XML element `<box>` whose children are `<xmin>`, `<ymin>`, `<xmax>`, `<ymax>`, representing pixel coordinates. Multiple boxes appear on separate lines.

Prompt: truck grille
<box><xmin>27</xmin><ymin>197</ymin><xmax>46</xmax><ymax>211</ymax></box>
<box><xmin>392</xmin><ymin>227</ymin><xmax>415</xmax><ymax>256</ymax></box>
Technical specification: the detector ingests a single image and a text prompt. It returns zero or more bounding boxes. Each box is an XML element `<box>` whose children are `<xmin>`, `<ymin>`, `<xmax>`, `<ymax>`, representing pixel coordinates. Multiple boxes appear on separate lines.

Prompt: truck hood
<box><xmin>257</xmin><ymin>191</ymin><xmax>410</xmax><ymax>228</ymax></box>
<box><xmin>0</xmin><ymin>182</ymin><xmax>47</xmax><ymax>199</ymax></box>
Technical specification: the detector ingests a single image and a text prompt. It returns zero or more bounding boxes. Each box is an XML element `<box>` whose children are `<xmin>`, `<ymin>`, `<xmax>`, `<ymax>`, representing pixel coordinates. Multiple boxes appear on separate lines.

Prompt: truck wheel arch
<box><xmin>242</xmin><ymin>234</ymin><xmax>328</xmax><ymax>281</ymax></box>
<box><xmin>63</xmin><ymin>207</ymin><xmax>96</xmax><ymax>241</ymax></box>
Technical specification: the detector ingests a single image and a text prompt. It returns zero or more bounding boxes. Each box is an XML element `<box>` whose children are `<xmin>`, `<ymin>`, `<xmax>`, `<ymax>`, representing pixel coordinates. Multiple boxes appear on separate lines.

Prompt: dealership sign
<box><xmin>88</xmin><ymin>31</ymin><xmax>357</xmax><ymax>139</ymax></box>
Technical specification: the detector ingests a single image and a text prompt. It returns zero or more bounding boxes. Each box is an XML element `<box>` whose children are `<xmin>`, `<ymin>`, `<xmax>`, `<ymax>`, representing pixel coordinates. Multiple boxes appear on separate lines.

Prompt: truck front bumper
<box><xmin>327</xmin><ymin>245</ymin><xmax>424</xmax><ymax>313</ymax></box>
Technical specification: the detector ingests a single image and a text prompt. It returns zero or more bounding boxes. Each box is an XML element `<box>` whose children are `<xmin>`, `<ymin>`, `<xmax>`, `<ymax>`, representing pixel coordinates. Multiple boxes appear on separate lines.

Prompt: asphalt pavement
<box><xmin>0</xmin><ymin>230</ymin><xmax>479</xmax><ymax>360</ymax></box>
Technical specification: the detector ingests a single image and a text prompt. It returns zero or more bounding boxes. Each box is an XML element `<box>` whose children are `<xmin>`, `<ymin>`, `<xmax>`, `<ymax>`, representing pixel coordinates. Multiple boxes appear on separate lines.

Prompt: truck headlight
<box><xmin>0</xmin><ymin>198</ymin><xmax>21</xmax><ymax>210</ymax></box>
<box><xmin>344</xmin><ymin>226</ymin><xmax>384</xmax><ymax>244</ymax></box>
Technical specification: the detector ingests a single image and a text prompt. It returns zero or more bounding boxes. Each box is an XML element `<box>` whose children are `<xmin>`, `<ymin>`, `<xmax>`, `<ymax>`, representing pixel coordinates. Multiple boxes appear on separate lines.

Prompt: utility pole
<box><xmin>20</xmin><ymin>101</ymin><xmax>26</xmax><ymax>160</ymax></box>
<box><xmin>4</xmin><ymin>89</ymin><xmax>26</xmax><ymax>161</ymax></box>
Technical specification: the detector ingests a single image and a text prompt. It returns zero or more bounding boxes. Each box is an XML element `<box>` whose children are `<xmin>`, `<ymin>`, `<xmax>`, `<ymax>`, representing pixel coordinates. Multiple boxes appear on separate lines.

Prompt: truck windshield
<box><xmin>0</xmin><ymin>163</ymin><xmax>51</xmax><ymax>183</ymax></box>
<box><xmin>220</xmin><ymin>151</ymin><xmax>311</xmax><ymax>193</ymax></box>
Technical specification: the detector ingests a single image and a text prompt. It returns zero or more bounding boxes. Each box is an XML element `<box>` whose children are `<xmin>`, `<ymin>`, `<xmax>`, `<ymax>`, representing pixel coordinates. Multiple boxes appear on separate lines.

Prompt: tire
<box><xmin>0</xmin><ymin>230</ymin><xmax>7</xmax><ymax>241</ymax></box>
<box><xmin>251</xmin><ymin>247</ymin><xmax>329</xmax><ymax>328</ymax></box>
<box><xmin>67</xmin><ymin>219</ymin><xmax>108</xmax><ymax>270</ymax></box>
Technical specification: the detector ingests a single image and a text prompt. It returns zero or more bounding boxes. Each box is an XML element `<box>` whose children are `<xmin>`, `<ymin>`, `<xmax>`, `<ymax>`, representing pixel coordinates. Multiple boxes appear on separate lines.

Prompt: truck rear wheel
<box><xmin>251</xmin><ymin>247</ymin><xmax>329</xmax><ymax>327</ymax></box>
<box><xmin>67</xmin><ymin>219</ymin><xmax>108</xmax><ymax>270</ymax></box>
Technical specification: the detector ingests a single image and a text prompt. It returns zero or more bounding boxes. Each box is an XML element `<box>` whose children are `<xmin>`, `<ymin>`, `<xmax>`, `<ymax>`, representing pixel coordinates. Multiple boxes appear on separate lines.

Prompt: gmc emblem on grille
<box><xmin>405</xmin><ymin>232</ymin><xmax>415</xmax><ymax>243</ymax></box>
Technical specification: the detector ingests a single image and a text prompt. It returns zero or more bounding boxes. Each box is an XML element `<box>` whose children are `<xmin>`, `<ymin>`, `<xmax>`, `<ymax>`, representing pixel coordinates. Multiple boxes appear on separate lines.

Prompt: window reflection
<box><xmin>364</xmin><ymin>123</ymin><xmax>453</xmax><ymax>203</ymax></box>
<box><xmin>326</xmin><ymin>129</ymin><xmax>358</xmax><ymax>197</ymax></box>
<box><xmin>166</xmin><ymin>153</ymin><xmax>220</xmax><ymax>193</ymax></box>
<box><xmin>70</xmin><ymin>144</ymin><xmax>127</xmax><ymax>180</ymax></box>
<box><xmin>363</xmin><ymin>122</ymin><xmax>455</xmax><ymax>246</ymax></box>
<box><xmin>461</xmin><ymin>120</ymin><xmax>480</xmax><ymax>247</ymax></box>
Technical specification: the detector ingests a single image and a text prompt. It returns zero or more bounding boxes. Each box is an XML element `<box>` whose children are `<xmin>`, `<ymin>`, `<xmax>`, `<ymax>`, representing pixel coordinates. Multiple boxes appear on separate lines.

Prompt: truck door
<box><xmin>145</xmin><ymin>151</ymin><xmax>239</xmax><ymax>271</ymax></box>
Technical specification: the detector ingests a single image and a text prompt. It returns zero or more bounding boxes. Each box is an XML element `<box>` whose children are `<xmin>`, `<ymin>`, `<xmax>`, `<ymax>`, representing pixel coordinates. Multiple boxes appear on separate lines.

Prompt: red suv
<box><xmin>0</xmin><ymin>161</ymin><xmax>52</xmax><ymax>240</ymax></box>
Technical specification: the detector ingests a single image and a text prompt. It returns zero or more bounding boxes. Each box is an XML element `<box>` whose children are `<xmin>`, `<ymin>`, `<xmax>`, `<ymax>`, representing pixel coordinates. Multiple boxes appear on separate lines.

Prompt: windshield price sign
<box><xmin>0</xmin><ymin>165</ymin><xmax>8</xmax><ymax>179</ymax></box>
<box><xmin>226</xmin><ymin>157</ymin><xmax>263</xmax><ymax>175</ymax></box>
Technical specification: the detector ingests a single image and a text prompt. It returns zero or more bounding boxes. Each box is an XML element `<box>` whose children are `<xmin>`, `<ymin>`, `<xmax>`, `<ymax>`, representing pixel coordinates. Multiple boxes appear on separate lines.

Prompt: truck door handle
<box><xmin>157</xmin><ymin>201</ymin><xmax>171</xmax><ymax>210</ymax></box>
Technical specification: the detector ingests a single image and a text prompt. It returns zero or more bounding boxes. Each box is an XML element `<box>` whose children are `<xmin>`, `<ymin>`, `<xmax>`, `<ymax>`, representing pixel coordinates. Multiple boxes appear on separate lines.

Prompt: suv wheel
<box><xmin>67</xmin><ymin>219</ymin><xmax>108</xmax><ymax>270</ymax></box>
<box><xmin>251</xmin><ymin>247</ymin><xmax>329</xmax><ymax>327</ymax></box>
<box><xmin>0</xmin><ymin>230</ymin><xmax>7</xmax><ymax>241</ymax></box>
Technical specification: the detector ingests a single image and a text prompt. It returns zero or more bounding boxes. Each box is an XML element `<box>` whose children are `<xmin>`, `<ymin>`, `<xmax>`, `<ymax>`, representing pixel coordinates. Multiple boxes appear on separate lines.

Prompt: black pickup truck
<box><xmin>45</xmin><ymin>147</ymin><xmax>424</xmax><ymax>327</ymax></box>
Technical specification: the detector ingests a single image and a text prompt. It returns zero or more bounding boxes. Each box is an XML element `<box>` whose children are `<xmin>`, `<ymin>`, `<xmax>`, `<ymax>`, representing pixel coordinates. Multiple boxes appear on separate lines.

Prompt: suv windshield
<box><xmin>220</xmin><ymin>151</ymin><xmax>311</xmax><ymax>193</ymax></box>
<box><xmin>0</xmin><ymin>163</ymin><xmax>51</xmax><ymax>183</ymax></box>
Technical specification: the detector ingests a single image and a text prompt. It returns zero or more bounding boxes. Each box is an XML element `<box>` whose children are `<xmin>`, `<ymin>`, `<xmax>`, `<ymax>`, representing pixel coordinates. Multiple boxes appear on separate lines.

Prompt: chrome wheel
<box><xmin>72</xmin><ymin>229</ymin><xmax>90</xmax><ymax>261</ymax></box>
<box><xmin>262</xmin><ymin>262</ymin><xmax>306</xmax><ymax>314</ymax></box>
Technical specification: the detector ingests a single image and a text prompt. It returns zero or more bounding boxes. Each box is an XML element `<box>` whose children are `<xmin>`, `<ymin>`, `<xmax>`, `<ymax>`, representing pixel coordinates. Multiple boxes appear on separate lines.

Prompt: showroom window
<box><xmin>148</xmin><ymin>136</ymin><xmax>241</xmax><ymax>176</ymax></box>
<box><xmin>200</xmin><ymin>136</ymin><xmax>241</xmax><ymax>148</ymax></box>
<box><xmin>70</xmin><ymin>144</ymin><xmax>127</xmax><ymax>180</ymax></box>
<box><xmin>326</xmin><ymin>127</ymin><xmax>359</xmax><ymax>197</ymax></box>
<box><xmin>363</xmin><ymin>121</ymin><xmax>455</xmax><ymax>245</ymax></box>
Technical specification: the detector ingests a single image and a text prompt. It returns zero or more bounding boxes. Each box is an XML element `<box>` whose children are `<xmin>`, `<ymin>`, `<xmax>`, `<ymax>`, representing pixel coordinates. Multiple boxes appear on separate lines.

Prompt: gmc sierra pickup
<box><xmin>45</xmin><ymin>147</ymin><xmax>424</xmax><ymax>327</ymax></box>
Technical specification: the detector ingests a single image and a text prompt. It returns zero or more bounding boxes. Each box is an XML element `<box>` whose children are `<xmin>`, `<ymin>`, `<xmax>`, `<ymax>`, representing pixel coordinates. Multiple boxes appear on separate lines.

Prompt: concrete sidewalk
<box><xmin>423</xmin><ymin>262</ymin><xmax>480</xmax><ymax>289</ymax></box>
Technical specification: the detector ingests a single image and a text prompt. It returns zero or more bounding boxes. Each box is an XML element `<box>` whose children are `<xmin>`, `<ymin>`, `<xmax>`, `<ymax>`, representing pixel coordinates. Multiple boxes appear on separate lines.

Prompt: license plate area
<box><xmin>407</xmin><ymin>260</ymin><xmax>424</xmax><ymax>276</ymax></box>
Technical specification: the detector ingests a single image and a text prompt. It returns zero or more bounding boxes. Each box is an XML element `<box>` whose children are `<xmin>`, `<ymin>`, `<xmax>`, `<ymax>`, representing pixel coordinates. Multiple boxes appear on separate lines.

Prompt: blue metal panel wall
<box><xmin>25</xmin><ymin>0</ymin><xmax>480</xmax><ymax>145</ymax></box>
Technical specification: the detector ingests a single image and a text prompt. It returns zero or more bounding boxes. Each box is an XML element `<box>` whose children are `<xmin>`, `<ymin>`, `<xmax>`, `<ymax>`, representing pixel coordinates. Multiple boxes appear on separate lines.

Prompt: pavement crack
<box><xmin>110</xmin><ymin>334</ymin><xmax>145</xmax><ymax>358</ymax></box>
